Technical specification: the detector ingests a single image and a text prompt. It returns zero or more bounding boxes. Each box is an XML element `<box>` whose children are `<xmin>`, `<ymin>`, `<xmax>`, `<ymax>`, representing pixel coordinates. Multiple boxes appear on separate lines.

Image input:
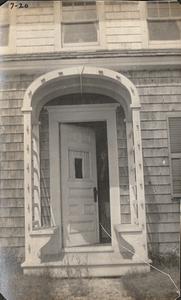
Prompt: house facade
<box><xmin>0</xmin><ymin>0</ymin><xmax>181</xmax><ymax>277</ymax></box>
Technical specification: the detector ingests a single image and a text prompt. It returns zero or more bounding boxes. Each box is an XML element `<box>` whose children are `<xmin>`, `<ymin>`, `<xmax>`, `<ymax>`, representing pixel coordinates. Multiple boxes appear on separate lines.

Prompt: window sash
<box><xmin>148</xmin><ymin>19</ymin><xmax>181</xmax><ymax>41</ymax></box>
<box><xmin>147</xmin><ymin>1</ymin><xmax>181</xmax><ymax>19</ymax></box>
<box><xmin>147</xmin><ymin>1</ymin><xmax>181</xmax><ymax>41</ymax></box>
<box><xmin>61</xmin><ymin>0</ymin><xmax>99</xmax><ymax>46</ymax></box>
<box><xmin>62</xmin><ymin>21</ymin><xmax>99</xmax><ymax>45</ymax></box>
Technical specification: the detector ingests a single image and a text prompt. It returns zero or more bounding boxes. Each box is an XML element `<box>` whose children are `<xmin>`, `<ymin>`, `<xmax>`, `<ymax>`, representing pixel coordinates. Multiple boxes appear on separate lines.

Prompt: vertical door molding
<box><xmin>126</xmin><ymin>121</ymin><xmax>139</xmax><ymax>225</ymax></box>
<box><xmin>48</xmin><ymin>113</ymin><xmax>62</xmax><ymax>247</ymax></box>
<box><xmin>23</xmin><ymin>111</ymin><xmax>33</xmax><ymax>261</ymax></box>
<box><xmin>32</xmin><ymin>123</ymin><xmax>41</xmax><ymax>228</ymax></box>
<box><xmin>107</xmin><ymin>111</ymin><xmax>121</xmax><ymax>252</ymax></box>
<box><xmin>132</xmin><ymin>107</ymin><xmax>148</xmax><ymax>254</ymax></box>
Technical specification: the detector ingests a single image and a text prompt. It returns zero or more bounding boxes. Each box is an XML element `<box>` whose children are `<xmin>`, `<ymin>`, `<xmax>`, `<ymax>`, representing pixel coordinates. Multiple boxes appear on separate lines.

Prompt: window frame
<box><xmin>167</xmin><ymin>113</ymin><xmax>181</xmax><ymax>199</ymax></box>
<box><xmin>61</xmin><ymin>20</ymin><xmax>100</xmax><ymax>47</ymax></box>
<box><xmin>0</xmin><ymin>3</ymin><xmax>16</xmax><ymax>54</ymax></box>
<box><xmin>54</xmin><ymin>1</ymin><xmax>106</xmax><ymax>51</ymax></box>
<box><xmin>146</xmin><ymin>0</ymin><xmax>181</xmax><ymax>48</ymax></box>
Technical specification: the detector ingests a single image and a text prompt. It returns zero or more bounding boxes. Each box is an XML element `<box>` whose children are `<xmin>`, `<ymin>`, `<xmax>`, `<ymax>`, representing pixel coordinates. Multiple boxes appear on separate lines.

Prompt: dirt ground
<box><xmin>1</xmin><ymin>275</ymin><xmax>136</xmax><ymax>300</ymax></box>
<box><xmin>0</xmin><ymin>255</ymin><xmax>179</xmax><ymax>300</ymax></box>
<box><xmin>0</xmin><ymin>268</ymin><xmax>179</xmax><ymax>300</ymax></box>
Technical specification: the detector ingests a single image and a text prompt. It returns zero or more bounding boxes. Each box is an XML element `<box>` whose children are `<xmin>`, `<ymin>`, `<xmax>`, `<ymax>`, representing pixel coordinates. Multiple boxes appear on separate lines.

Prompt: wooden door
<box><xmin>60</xmin><ymin>124</ymin><xmax>99</xmax><ymax>247</ymax></box>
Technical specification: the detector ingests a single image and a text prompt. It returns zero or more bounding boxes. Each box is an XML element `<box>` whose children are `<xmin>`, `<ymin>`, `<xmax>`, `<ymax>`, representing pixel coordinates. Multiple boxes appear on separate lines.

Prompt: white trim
<box><xmin>126</xmin><ymin>121</ymin><xmax>138</xmax><ymax>225</ymax></box>
<box><xmin>22</xmin><ymin>66</ymin><xmax>140</xmax><ymax>113</ymax></box>
<box><xmin>64</xmin><ymin>245</ymin><xmax>113</xmax><ymax>253</ymax></box>
<box><xmin>47</xmin><ymin>104</ymin><xmax>120</xmax><ymax>252</ymax></box>
<box><xmin>54</xmin><ymin>1</ymin><xmax>62</xmax><ymax>51</ymax></box>
<box><xmin>49</xmin><ymin>119</ymin><xmax>61</xmax><ymax>231</ymax></box>
<box><xmin>139</xmin><ymin>2</ymin><xmax>149</xmax><ymax>49</ymax></box>
<box><xmin>32</xmin><ymin>124</ymin><xmax>41</xmax><ymax>228</ymax></box>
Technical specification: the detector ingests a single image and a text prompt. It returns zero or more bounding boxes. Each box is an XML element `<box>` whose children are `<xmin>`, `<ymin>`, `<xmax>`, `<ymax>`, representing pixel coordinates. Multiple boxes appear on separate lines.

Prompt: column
<box><xmin>132</xmin><ymin>107</ymin><xmax>148</xmax><ymax>254</ymax></box>
<box><xmin>23</xmin><ymin>111</ymin><xmax>33</xmax><ymax>261</ymax></box>
<box><xmin>126</xmin><ymin>121</ymin><xmax>139</xmax><ymax>225</ymax></box>
<box><xmin>32</xmin><ymin>123</ymin><xmax>41</xmax><ymax>228</ymax></box>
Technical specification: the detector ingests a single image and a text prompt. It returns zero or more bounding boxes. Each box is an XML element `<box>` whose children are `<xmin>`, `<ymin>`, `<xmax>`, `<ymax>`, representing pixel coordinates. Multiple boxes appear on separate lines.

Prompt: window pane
<box><xmin>63</xmin><ymin>22</ymin><xmax>98</xmax><ymax>44</ymax></box>
<box><xmin>62</xmin><ymin>1</ymin><xmax>97</xmax><ymax>22</ymax></box>
<box><xmin>158</xmin><ymin>2</ymin><xmax>169</xmax><ymax>17</ymax></box>
<box><xmin>148</xmin><ymin>20</ymin><xmax>181</xmax><ymax>40</ymax></box>
<box><xmin>63</xmin><ymin>8</ymin><xmax>97</xmax><ymax>22</ymax></box>
<box><xmin>75</xmin><ymin>158</ymin><xmax>83</xmax><ymax>179</ymax></box>
<box><xmin>0</xmin><ymin>25</ymin><xmax>9</xmax><ymax>46</ymax></box>
<box><xmin>170</xmin><ymin>2</ymin><xmax>181</xmax><ymax>17</ymax></box>
<box><xmin>147</xmin><ymin>2</ymin><xmax>158</xmax><ymax>18</ymax></box>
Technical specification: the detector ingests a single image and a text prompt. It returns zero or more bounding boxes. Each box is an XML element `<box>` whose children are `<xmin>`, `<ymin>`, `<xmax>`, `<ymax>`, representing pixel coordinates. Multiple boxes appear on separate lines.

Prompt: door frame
<box><xmin>47</xmin><ymin>103</ymin><xmax>120</xmax><ymax>251</ymax></box>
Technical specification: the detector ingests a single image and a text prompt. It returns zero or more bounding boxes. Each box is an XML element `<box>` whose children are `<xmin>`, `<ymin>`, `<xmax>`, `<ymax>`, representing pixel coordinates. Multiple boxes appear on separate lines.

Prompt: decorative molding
<box><xmin>1</xmin><ymin>50</ymin><xmax>181</xmax><ymax>74</ymax></box>
<box><xmin>22</xmin><ymin>66</ymin><xmax>141</xmax><ymax>113</ymax></box>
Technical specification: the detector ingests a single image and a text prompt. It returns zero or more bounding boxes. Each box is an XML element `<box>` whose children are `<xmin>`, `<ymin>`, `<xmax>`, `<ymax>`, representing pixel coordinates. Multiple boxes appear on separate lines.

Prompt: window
<box><xmin>61</xmin><ymin>0</ymin><xmax>99</xmax><ymax>46</ymax></box>
<box><xmin>75</xmin><ymin>158</ymin><xmax>83</xmax><ymax>179</ymax></box>
<box><xmin>147</xmin><ymin>1</ymin><xmax>181</xmax><ymax>41</ymax></box>
<box><xmin>168</xmin><ymin>117</ymin><xmax>181</xmax><ymax>198</ymax></box>
<box><xmin>0</xmin><ymin>3</ymin><xmax>9</xmax><ymax>46</ymax></box>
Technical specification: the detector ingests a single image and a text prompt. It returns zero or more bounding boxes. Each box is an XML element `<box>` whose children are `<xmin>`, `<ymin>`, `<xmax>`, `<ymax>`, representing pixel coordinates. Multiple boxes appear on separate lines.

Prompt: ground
<box><xmin>0</xmin><ymin>254</ymin><xmax>179</xmax><ymax>300</ymax></box>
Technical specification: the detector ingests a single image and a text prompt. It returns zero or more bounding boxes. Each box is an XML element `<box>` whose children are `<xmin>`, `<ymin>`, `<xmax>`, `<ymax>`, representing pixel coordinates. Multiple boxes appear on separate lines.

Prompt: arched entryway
<box><xmin>21</xmin><ymin>66</ymin><xmax>149</xmax><ymax>276</ymax></box>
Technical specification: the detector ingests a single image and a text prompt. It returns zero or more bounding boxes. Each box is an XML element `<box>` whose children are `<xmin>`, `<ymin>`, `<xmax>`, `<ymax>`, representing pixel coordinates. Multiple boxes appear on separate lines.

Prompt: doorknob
<box><xmin>93</xmin><ymin>187</ymin><xmax>98</xmax><ymax>203</ymax></box>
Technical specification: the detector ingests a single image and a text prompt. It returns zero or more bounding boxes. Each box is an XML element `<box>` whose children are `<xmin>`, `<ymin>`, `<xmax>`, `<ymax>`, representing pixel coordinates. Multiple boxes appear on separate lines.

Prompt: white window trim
<box><xmin>54</xmin><ymin>1</ymin><xmax>106</xmax><ymax>51</ymax></box>
<box><xmin>141</xmin><ymin>1</ymin><xmax>181</xmax><ymax>49</ymax></box>
<box><xmin>0</xmin><ymin>4</ymin><xmax>17</xmax><ymax>54</ymax></box>
<box><xmin>167</xmin><ymin>113</ymin><xmax>181</xmax><ymax>199</ymax></box>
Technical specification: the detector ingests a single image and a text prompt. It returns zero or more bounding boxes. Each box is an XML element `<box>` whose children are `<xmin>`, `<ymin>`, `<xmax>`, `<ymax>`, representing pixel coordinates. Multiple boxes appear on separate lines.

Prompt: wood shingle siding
<box><xmin>0</xmin><ymin>76</ymin><xmax>33</xmax><ymax>253</ymax></box>
<box><xmin>129</xmin><ymin>69</ymin><xmax>181</xmax><ymax>253</ymax></box>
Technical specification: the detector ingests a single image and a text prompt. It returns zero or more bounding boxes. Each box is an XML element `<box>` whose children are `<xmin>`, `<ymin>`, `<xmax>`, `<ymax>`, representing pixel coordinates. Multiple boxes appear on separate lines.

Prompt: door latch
<box><xmin>93</xmin><ymin>187</ymin><xmax>98</xmax><ymax>203</ymax></box>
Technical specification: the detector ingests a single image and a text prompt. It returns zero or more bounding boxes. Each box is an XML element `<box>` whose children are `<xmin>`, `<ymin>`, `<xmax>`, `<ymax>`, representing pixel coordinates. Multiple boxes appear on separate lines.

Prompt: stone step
<box><xmin>22</xmin><ymin>260</ymin><xmax>150</xmax><ymax>278</ymax></box>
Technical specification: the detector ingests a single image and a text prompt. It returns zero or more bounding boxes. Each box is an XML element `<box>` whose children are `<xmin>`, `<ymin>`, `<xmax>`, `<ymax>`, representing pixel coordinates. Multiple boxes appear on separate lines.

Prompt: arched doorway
<box><xmin>21</xmin><ymin>66</ymin><xmax>149</xmax><ymax>276</ymax></box>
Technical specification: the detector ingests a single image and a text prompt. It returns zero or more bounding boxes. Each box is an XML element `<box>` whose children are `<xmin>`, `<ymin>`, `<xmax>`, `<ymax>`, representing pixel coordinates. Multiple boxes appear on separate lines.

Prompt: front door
<box><xmin>60</xmin><ymin>124</ymin><xmax>99</xmax><ymax>247</ymax></box>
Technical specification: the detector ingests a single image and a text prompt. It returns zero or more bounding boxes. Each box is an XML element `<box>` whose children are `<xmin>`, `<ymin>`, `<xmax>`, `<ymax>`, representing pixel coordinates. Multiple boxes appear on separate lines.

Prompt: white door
<box><xmin>60</xmin><ymin>124</ymin><xmax>99</xmax><ymax>247</ymax></box>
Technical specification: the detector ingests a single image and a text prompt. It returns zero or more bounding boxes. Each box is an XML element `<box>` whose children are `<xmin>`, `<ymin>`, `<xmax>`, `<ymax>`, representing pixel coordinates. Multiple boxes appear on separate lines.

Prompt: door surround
<box><xmin>22</xmin><ymin>66</ymin><xmax>148</xmax><ymax>266</ymax></box>
<box><xmin>47</xmin><ymin>103</ymin><xmax>120</xmax><ymax>252</ymax></box>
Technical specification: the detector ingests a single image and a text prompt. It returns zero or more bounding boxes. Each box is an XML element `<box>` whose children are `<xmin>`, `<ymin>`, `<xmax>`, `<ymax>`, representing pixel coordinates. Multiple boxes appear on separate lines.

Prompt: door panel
<box><xmin>60</xmin><ymin>124</ymin><xmax>99</xmax><ymax>247</ymax></box>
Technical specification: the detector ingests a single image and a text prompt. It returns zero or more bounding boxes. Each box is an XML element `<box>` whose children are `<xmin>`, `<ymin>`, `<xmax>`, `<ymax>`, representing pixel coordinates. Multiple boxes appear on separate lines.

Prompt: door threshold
<box><xmin>64</xmin><ymin>244</ymin><xmax>113</xmax><ymax>253</ymax></box>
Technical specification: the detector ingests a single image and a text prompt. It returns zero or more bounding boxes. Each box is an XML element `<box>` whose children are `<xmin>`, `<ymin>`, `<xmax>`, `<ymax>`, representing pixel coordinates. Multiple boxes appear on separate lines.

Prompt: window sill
<box><xmin>148</xmin><ymin>40</ymin><xmax>181</xmax><ymax>49</ymax></box>
<box><xmin>0</xmin><ymin>46</ymin><xmax>15</xmax><ymax>55</ymax></box>
<box><xmin>61</xmin><ymin>43</ymin><xmax>105</xmax><ymax>51</ymax></box>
